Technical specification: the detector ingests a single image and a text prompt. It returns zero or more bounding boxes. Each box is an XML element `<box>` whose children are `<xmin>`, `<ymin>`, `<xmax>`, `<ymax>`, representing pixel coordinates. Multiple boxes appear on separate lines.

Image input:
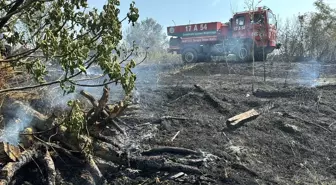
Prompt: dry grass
<box><xmin>0</xmin><ymin>63</ymin><xmax>15</xmax><ymax>90</ymax></box>
<box><xmin>0</xmin><ymin>62</ymin><xmax>15</xmax><ymax>110</ymax></box>
<box><xmin>135</xmin><ymin>51</ymin><xmax>182</xmax><ymax>65</ymax></box>
<box><xmin>0</xmin><ymin>62</ymin><xmax>40</xmax><ymax>108</ymax></box>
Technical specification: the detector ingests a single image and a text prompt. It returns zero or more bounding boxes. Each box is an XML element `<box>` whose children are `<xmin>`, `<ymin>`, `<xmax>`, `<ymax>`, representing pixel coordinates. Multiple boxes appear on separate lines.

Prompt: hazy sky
<box><xmin>87</xmin><ymin>0</ymin><xmax>336</xmax><ymax>31</ymax></box>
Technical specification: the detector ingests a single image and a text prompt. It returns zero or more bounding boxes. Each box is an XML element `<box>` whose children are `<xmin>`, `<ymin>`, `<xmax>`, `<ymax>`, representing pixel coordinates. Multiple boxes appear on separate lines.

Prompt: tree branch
<box><xmin>0</xmin><ymin>0</ymin><xmax>25</xmax><ymax>29</ymax></box>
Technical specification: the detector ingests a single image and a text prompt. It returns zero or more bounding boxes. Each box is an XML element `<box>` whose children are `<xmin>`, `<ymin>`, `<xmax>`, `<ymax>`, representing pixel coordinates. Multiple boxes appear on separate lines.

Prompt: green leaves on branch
<box><xmin>121</xmin><ymin>59</ymin><xmax>136</xmax><ymax>95</ymax></box>
<box><xmin>66</xmin><ymin>99</ymin><xmax>86</xmax><ymax>138</ymax></box>
<box><xmin>127</xmin><ymin>1</ymin><xmax>139</xmax><ymax>26</ymax></box>
<box><xmin>0</xmin><ymin>0</ymin><xmax>140</xmax><ymax>95</ymax></box>
<box><xmin>25</xmin><ymin>59</ymin><xmax>47</xmax><ymax>83</ymax></box>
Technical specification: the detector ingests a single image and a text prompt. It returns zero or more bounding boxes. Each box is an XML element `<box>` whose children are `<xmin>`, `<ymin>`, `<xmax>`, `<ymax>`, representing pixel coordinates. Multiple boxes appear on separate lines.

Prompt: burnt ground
<box><xmin>1</xmin><ymin>60</ymin><xmax>336</xmax><ymax>185</ymax></box>
<box><xmin>124</xmin><ymin>60</ymin><xmax>336</xmax><ymax>185</ymax></box>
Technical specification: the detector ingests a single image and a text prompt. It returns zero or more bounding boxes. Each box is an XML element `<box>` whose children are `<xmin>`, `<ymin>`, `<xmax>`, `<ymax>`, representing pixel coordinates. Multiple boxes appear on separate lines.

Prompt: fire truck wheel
<box><xmin>182</xmin><ymin>49</ymin><xmax>198</xmax><ymax>63</ymax></box>
<box><xmin>238</xmin><ymin>45</ymin><xmax>252</xmax><ymax>62</ymax></box>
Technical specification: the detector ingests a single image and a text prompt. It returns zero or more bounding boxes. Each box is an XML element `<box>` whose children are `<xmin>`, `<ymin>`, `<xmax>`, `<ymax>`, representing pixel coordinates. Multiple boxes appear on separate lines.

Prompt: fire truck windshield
<box><xmin>268</xmin><ymin>12</ymin><xmax>276</xmax><ymax>26</ymax></box>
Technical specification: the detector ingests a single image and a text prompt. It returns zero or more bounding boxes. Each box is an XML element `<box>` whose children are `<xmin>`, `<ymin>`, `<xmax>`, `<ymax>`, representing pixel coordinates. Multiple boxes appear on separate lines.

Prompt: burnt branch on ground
<box><xmin>0</xmin><ymin>86</ymin><xmax>216</xmax><ymax>184</ymax></box>
<box><xmin>194</xmin><ymin>84</ymin><xmax>231</xmax><ymax>114</ymax></box>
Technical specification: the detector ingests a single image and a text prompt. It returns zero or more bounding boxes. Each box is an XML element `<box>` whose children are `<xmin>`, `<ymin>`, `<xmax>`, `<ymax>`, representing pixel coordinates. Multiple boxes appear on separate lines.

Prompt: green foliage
<box><xmin>0</xmin><ymin>0</ymin><xmax>140</xmax><ymax>94</ymax></box>
<box><xmin>66</xmin><ymin>99</ymin><xmax>86</xmax><ymax>138</ymax></box>
<box><xmin>125</xmin><ymin>17</ymin><xmax>167</xmax><ymax>51</ymax></box>
<box><xmin>304</xmin><ymin>1</ymin><xmax>336</xmax><ymax>61</ymax></box>
<box><xmin>276</xmin><ymin>1</ymin><xmax>336</xmax><ymax>62</ymax></box>
<box><xmin>312</xmin><ymin>0</ymin><xmax>336</xmax><ymax>38</ymax></box>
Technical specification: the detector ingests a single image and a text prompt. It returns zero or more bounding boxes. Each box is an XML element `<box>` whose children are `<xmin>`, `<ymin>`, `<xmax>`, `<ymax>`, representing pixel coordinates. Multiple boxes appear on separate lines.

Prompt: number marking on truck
<box><xmin>185</xmin><ymin>24</ymin><xmax>208</xmax><ymax>32</ymax></box>
<box><xmin>234</xmin><ymin>26</ymin><xmax>246</xmax><ymax>31</ymax></box>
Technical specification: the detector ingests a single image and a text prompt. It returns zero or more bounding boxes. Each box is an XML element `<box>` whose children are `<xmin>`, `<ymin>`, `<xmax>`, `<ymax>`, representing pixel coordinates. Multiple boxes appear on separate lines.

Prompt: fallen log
<box><xmin>231</xmin><ymin>163</ymin><xmax>259</xmax><ymax>177</ymax></box>
<box><xmin>316</xmin><ymin>84</ymin><xmax>336</xmax><ymax>90</ymax></box>
<box><xmin>142</xmin><ymin>147</ymin><xmax>200</xmax><ymax>156</ymax></box>
<box><xmin>176</xmin><ymin>158</ymin><xmax>204</xmax><ymax>166</ymax></box>
<box><xmin>226</xmin><ymin>109</ymin><xmax>260</xmax><ymax>127</ymax></box>
<box><xmin>0</xmin><ymin>142</ymin><xmax>21</xmax><ymax>162</ymax></box>
<box><xmin>194</xmin><ymin>84</ymin><xmax>230</xmax><ymax>114</ymax></box>
<box><xmin>92</xmin><ymin>140</ymin><xmax>126</xmax><ymax>165</ymax></box>
<box><xmin>130</xmin><ymin>156</ymin><xmax>202</xmax><ymax>174</ymax></box>
<box><xmin>41</xmin><ymin>150</ymin><xmax>56</xmax><ymax>185</ymax></box>
<box><xmin>43</xmin><ymin>142</ymin><xmax>84</xmax><ymax>164</ymax></box>
<box><xmin>90</xmin><ymin>132</ymin><xmax>123</xmax><ymax>150</ymax></box>
<box><xmin>253</xmin><ymin>88</ymin><xmax>318</xmax><ymax>100</ymax></box>
<box><xmin>1</xmin><ymin>100</ymin><xmax>56</xmax><ymax>132</ymax></box>
<box><xmin>0</xmin><ymin>148</ymin><xmax>42</xmax><ymax>185</ymax></box>
<box><xmin>94</xmin><ymin>157</ymin><xmax>119</xmax><ymax>174</ymax></box>
<box><xmin>85</xmin><ymin>154</ymin><xmax>106</xmax><ymax>185</ymax></box>
<box><xmin>281</xmin><ymin>112</ymin><xmax>331</xmax><ymax>133</ymax></box>
<box><xmin>150</xmin><ymin>116</ymin><xmax>193</xmax><ymax>125</ymax></box>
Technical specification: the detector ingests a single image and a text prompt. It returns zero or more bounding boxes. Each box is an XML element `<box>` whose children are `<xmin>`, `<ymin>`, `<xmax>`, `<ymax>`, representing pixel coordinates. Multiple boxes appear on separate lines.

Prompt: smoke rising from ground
<box><xmin>0</xmin><ymin>56</ymin><xmax>176</xmax><ymax>146</ymax></box>
<box><xmin>0</xmin><ymin>104</ymin><xmax>33</xmax><ymax>145</ymax></box>
<box><xmin>296</xmin><ymin>60</ymin><xmax>321</xmax><ymax>87</ymax></box>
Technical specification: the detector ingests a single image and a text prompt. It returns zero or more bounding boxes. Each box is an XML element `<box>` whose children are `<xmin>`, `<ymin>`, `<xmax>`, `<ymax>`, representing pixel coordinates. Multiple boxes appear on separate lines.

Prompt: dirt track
<box><xmin>127</xmin><ymin>60</ymin><xmax>336</xmax><ymax>185</ymax></box>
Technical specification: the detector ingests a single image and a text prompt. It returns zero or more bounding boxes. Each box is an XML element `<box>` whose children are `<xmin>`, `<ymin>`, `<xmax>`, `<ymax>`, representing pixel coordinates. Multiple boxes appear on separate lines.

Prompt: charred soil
<box><xmin>133</xmin><ymin>61</ymin><xmax>336</xmax><ymax>185</ymax></box>
<box><xmin>1</xmin><ymin>60</ymin><xmax>336</xmax><ymax>185</ymax></box>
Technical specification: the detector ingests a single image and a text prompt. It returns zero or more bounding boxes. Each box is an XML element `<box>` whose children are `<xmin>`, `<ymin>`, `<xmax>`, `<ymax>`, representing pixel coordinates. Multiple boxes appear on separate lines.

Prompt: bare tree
<box><xmin>244</xmin><ymin>0</ymin><xmax>263</xmax><ymax>91</ymax></box>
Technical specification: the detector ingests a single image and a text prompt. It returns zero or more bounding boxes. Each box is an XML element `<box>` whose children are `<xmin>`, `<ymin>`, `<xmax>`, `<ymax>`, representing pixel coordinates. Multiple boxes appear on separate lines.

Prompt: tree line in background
<box><xmin>275</xmin><ymin>0</ymin><xmax>336</xmax><ymax>63</ymax></box>
<box><xmin>121</xmin><ymin>17</ymin><xmax>176</xmax><ymax>63</ymax></box>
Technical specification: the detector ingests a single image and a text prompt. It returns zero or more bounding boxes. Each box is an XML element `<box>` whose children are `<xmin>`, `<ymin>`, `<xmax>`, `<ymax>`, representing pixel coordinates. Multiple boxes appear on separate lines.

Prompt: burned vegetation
<box><xmin>0</xmin><ymin>0</ymin><xmax>336</xmax><ymax>185</ymax></box>
<box><xmin>0</xmin><ymin>85</ymin><xmax>220</xmax><ymax>185</ymax></box>
<box><xmin>1</xmin><ymin>60</ymin><xmax>336</xmax><ymax>184</ymax></box>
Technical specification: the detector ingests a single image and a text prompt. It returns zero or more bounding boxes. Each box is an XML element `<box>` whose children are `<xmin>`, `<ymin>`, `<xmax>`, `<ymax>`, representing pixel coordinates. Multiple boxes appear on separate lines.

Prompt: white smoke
<box><xmin>297</xmin><ymin>60</ymin><xmax>321</xmax><ymax>87</ymax></box>
<box><xmin>0</xmin><ymin>104</ymin><xmax>33</xmax><ymax>145</ymax></box>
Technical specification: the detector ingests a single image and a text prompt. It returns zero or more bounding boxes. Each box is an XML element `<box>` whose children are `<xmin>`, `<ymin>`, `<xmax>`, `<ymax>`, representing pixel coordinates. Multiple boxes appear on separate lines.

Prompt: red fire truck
<box><xmin>167</xmin><ymin>6</ymin><xmax>279</xmax><ymax>63</ymax></box>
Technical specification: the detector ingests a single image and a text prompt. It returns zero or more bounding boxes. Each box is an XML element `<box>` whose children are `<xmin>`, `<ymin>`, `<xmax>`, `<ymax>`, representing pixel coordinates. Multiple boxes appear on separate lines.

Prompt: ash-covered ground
<box><xmin>1</xmin><ymin>59</ymin><xmax>336</xmax><ymax>185</ymax></box>
<box><xmin>120</xmin><ymin>60</ymin><xmax>336</xmax><ymax>185</ymax></box>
